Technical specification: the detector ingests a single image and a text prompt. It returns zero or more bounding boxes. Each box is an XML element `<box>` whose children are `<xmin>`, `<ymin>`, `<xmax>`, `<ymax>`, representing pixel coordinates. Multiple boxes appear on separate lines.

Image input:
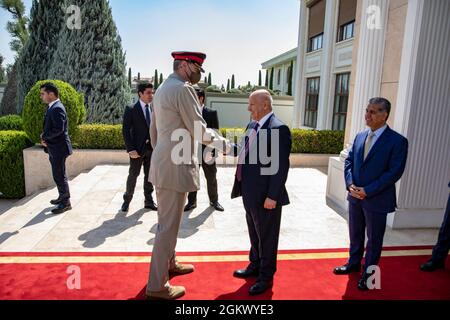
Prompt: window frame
<box><xmin>332</xmin><ymin>72</ymin><xmax>350</xmax><ymax>131</ymax></box>
<box><xmin>304</xmin><ymin>77</ymin><xmax>320</xmax><ymax>128</ymax></box>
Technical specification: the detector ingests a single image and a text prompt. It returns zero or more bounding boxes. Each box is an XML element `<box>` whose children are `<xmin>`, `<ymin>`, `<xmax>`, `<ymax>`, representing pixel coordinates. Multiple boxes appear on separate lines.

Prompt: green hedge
<box><xmin>0</xmin><ymin>115</ymin><xmax>23</xmax><ymax>131</ymax></box>
<box><xmin>72</xmin><ymin>124</ymin><xmax>125</xmax><ymax>149</ymax></box>
<box><xmin>291</xmin><ymin>129</ymin><xmax>344</xmax><ymax>154</ymax></box>
<box><xmin>0</xmin><ymin>131</ymin><xmax>33</xmax><ymax>198</ymax></box>
<box><xmin>22</xmin><ymin>80</ymin><xmax>86</xmax><ymax>143</ymax></box>
<box><xmin>72</xmin><ymin>124</ymin><xmax>343</xmax><ymax>154</ymax></box>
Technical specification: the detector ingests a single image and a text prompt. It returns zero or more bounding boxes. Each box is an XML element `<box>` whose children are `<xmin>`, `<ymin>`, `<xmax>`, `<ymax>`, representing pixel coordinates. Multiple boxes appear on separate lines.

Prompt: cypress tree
<box><xmin>0</xmin><ymin>54</ymin><xmax>5</xmax><ymax>83</ymax></box>
<box><xmin>287</xmin><ymin>60</ymin><xmax>294</xmax><ymax>96</ymax></box>
<box><xmin>269</xmin><ymin>68</ymin><xmax>274</xmax><ymax>90</ymax></box>
<box><xmin>0</xmin><ymin>63</ymin><xmax>18</xmax><ymax>115</ymax></box>
<box><xmin>128</xmin><ymin>67</ymin><xmax>132</xmax><ymax>87</ymax></box>
<box><xmin>207</xmin><ymin>72</ymin><xmax>211</xmax><ymax>86</ymax></box>
<box><xmin>204</xmin><ymin>76</ymin><xmax>207</xmax><ymax>84</ymax></box>
<box><xmin>159</xmin><ymin>73</ymin><xmax>163</xmax><ymax>86</ymax></box>
<box><xmin>226</xmin><ymin>79</ymin><xmax>230</xmax><ymax>92</ymax></box>
<box><xmin>17</xmin><ymin>0</ymin><xmax>65</xmax><ymax>113</ymax></box>
<box><xmin>154</xmin><ymin>69</ymin><xmax>158</xmax><ymax>89</ymax></box>
<box><xmin>265</xmin><ymin>70</ymin><xmax>269</xmax><ymax>87</ymax></box>
<box><xmin>258</xmin><ymin>70</ymin><xmax>262</xmax><ymax>86</ymax></box>
<box><xmin>49</xmin><ymin>0</ymin><xmax>130</xmax><ymax>124</ymax></box>
<box><xmin>231</xmin><ymin>75</ymin><xmax>235</xmax><ymax>89</ymax></box>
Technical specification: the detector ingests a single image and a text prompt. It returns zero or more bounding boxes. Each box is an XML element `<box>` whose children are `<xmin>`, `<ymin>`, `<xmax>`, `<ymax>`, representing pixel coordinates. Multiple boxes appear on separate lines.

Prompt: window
<box><xmin>304</xmin><ymin>77</ymin><xmax>320</xmax><ymax>128</ymax></box>
<box><xmin>332</xmin><ymin>73</ymin><xmax>350</xmax><ymax>131</ymax></box>
<box><xmin>308</xmin><ymin>33</ymin><xmax>323</xmax><ymax>52</ymax></box>
<box><xmin>338</xmin><ymin>20</ymin><xmax>355</xmax><ymax>42</ymax></box>
<box><xmin>277</xmin><ymin>69</ymin><xmax>281</xmax><ymax>86</ymax></box>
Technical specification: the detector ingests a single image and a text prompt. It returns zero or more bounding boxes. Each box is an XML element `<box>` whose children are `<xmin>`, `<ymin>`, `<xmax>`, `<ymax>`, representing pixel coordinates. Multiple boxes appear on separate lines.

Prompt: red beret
<box><xmin>171</xmin><ymin>51</ymin><xmax>206</xmax><ymax>71</ymax></box>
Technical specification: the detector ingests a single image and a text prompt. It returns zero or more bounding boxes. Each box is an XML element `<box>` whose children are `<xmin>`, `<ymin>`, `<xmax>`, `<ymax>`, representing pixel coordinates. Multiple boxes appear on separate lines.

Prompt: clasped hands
<box><xmin>349</xmin><ymin>184</ymin><xmax>367</xmax><ymax>200</ymax></box>
<box><xmin>40</xmin><ymin>133</ymin><xmax>48</xmax><ymax>147</ymax></box>
<box><xmin>129</xmin><ymin>150</ymin><xmax>141</xmax><ymax>159</ymax></box>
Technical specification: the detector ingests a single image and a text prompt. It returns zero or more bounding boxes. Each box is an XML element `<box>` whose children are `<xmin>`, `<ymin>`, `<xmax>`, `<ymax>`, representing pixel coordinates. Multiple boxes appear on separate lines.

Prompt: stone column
<box><xmin>389</xmin><ymin>0</ymin><xmax>450</xmax><ymax>228</ymax></box>
<box><xmin>292</xmin><ymin>0</ymin><xmax>308</xmax><ymax>128</ymax></box>
<box><xmin>316</xmin><ymin>0</ymin><xmax>338</xmax><ymax>130</ymax></box>
<box><xmin>348</xmin><ymin>0</ymin><xmax>390</xmax><ymax>140</ymax></box>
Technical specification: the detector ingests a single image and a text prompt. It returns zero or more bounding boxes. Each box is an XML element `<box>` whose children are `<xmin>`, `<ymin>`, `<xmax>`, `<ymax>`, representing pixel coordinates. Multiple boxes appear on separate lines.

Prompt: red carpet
<box><xmin>0</xmin><ymin>247</ymin><xmax>449</xmax><ymax>300</ymax></box>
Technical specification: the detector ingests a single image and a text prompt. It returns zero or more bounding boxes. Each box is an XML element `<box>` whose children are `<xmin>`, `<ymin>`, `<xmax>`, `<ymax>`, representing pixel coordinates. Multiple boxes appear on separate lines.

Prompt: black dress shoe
<box><xmin>121</xmin><ymin>202</ymin><xmax>130</xmax><ymax>212</ymax></box>
<box><xmin>145</xmin><ymin>202</ymin><xmax>158</xmax><ymax>211</ymax></box>
<box><xmin>50</xmin><ymin>198</ymin><xmax>62</xmax><ymax>205</ymax></box>
<box><xmin>333</xmin><ymin>263</ymin><xmax>361</xmax><ymax>275</ymax></box>
<box><xmin>184</xmin><ymin>202</ymin><xmax>197</xmax><ymax>212</ymax></box>
<box><xmin>211</xmin><ymin>201</ymin><xmax>224</xmax><ymax>212</ymax></box>
<box><xmin>420</xmin><ymin>259</ymin><xmax>445</xmax><ymax>272</ymax></box>
<box><xmin>357</xmin><ymin>272</ymin><xmax>370</xmax><ymax>291</ymax></box>
<box><xmin>249</xmin><ymin>281</ymin><xmax>273</xmax><ymax>296</ymax></box>
<box><xmin>233</xmin><ymin>268</ymin><xmax>259</xmax><ymax>279</ymax></box>
<box><xmin>51</xmin><ymin>203</ymin><xmax>72</xmax><ymax>215</ymax></box>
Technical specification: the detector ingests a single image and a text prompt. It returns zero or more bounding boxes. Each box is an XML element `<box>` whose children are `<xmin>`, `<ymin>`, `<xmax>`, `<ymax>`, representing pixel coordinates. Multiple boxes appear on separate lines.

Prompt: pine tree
<box><xmin>0</xmin><ymin>0</ymin><xmax>29</xmax><ymax>55</ymax></box>
<box><xmin>154</xmin><ymin>69</ymin><xmax>158</xmax><ymax>89</ymax></box>
<box><xmin>258</xmin><ymin>70</ymin><xmax>262</xmax><ymax>86</ymax></box>
<box><xmin>0</xmin><ymin>54</ymin><xmax>5</xmax><ymax>83</ymax></box>
<box><xmin>269</xmin><ymin>68</ymin><xmax>274</xmax><ymax>90</ymax></box>
<box><xmin>128</xmin><ymin>67</ymin><xmax>132</xmax><ymax>87</ymax></box>
<box><xmin>0</xmin><ymin>63</ymin><xmax>18</xmax><ymax>115</ymax></box>
<box><xmin>159</xmin><ymin>73</ymin><xmax>163</xmax><ymax>86</ymax></box>
<box><xmin>265</xmin><ymin>70</ymin><xmax>269</xmax><ymax>87</ymax></box>
<box><xmin>287</xmin><ymin>60</ymin><xmax>294</xmax><ymax>96</ymax></box>
<box><xmin>49</xmin><ymin>0</ymin><xmax>130</xmax><ymax>124</ymax></box>
<box><xmin>207</xmin><ymin>72</ymin><xmax>211</xmax><ymax>86</ymax></box>
<box><xmin>226</xmin><ymin>79</ymin><xmax>230</xmax><ymax>92</ymax></box>
<box><xmin>231</xmin><ymin>75</ymin><xmax>235</xmax><ymax>89</ymax></box>
<box><xmin>17</xmin><ymin>0</ymin><xmax>65</xmax><ymax>113</ymax></box>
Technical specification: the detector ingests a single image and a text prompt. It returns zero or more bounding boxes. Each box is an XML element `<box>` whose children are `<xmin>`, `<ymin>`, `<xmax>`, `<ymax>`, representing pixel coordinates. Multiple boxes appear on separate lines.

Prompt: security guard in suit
<box><xmin>184</xmin><ymin>88</ymin><xmax>224</xmax><ymax>212</ymax></box>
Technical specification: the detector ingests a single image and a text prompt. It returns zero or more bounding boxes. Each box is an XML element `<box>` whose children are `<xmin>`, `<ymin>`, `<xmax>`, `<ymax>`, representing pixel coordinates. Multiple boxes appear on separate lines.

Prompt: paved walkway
<box><xmin>0</xmin><ymin>166</ymin><xmax>439</xmax><ymax>253</ymax></box>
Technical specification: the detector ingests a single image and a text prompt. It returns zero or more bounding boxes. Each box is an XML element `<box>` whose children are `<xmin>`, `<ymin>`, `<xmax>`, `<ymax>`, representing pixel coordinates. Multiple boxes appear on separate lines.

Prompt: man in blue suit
<box><xmin>40</xmin><ymin>83</ymin><xmax>73</xmax><ymax>215</ymax></box>
<box><xmin>333</xmin><ymin>97</ymin><xmax>408</xmax><ymax>291</ymax></box>
<box><xmin>420</xmin><ymin>182</ymin><xmax>450</xmax><ymax>272</ymax></box>
<box><xmin>230</xmin><ymin>89</ymin><xmax>292</xmax><ymax>296</ymax></box>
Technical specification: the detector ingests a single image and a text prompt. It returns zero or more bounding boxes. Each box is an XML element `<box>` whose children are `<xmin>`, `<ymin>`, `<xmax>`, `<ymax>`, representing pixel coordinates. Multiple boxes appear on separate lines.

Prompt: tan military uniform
<box><xmin>146</xmin><ymin>72</ymin><xmax>226</xmax><ymax>293</ymax></box>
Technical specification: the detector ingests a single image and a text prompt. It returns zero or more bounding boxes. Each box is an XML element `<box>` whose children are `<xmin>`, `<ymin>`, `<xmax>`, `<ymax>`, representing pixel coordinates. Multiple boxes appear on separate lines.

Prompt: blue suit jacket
<box><xmin>231</xmin><ymin>114</ymin><xmax>291</xmax><ymax>207</ymax></box>
<box><xmin>42</xmin><ymin>100</ymin><xmax>73</xmax><ymax>158</ymax></box>
<box><xmin>344</xmin><ymin>126</ymin><xmax>408</xmax><ymax>214</ymax></box>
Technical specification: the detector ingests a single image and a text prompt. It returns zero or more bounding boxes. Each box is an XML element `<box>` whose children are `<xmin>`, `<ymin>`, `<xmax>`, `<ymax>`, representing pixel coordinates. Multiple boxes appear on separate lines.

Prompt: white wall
<box><xmin>205</xmin><ymin>93</ymin><xmax>294</xmax><ymax>128</ymax></box>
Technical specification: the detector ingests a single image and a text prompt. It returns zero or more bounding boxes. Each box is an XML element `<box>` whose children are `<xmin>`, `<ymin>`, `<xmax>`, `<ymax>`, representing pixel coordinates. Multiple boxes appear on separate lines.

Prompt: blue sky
<box><xmin>0</xmin><ymin>0</ymin><xmax>299</xmax><ymax>86</ymax></box>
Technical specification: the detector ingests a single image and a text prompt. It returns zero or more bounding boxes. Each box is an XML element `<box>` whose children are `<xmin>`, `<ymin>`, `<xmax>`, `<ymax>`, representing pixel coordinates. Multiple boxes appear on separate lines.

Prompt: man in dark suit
<box><xmin>121</xmin><ymin>82</ymin><xmax>157</xmax><ymax>212</ymax></box>
<box><xmin>40</xmin><ymin>82</ymin><xmax>73</xmax><ymax>215</ymax></box>
<box><xmin>333</xmin><ymin>97</ymin><xmax>408</xmax><ymax>291</ymax></box>
<box><xmin>230</xmin><ymin>89</ymin><xmax>291</xmax><ymax>296</ymax></box>
<box><xmin>420</xmin><ymin>182</ymin><xmax>450</xmax><ymax>271</ymax></box>
<box><xmin>184</xmin><ymin>88</ymin><xmax>224</xmax><ymax>212</ymax></box>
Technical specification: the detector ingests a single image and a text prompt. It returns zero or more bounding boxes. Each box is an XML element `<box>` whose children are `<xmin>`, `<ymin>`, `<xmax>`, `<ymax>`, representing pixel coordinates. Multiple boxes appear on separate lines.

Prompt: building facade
<box><xmin>261</xmin><ymin>48</ymin><xmax>297</xmax><ymax>96</ymax></box>
<box><xmin>292</xmin><ymin>0</ymin><xmax>357</xmax><ymax>131</ymax></box>
<box><xmin>325</xmin><ymin>0</ymin><xmax>450</xmax><ymax>229</ymax></box>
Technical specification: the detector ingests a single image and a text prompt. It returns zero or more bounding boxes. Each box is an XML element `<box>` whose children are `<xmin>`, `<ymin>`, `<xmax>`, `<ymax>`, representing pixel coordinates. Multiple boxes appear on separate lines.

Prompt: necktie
<box><xmin>145</xmin><ymin>104</ymin><xmax>151</xmax><ymax>127</ymax></box>
<box><xmin>236</xmin><ymin>122</ymin><xmax>260</xmax><ymax>182</ymax></box>
<box><xmin>364</xmin><ymin>131</ymin><xmax>375</xmax><ymax>160</ymax></box>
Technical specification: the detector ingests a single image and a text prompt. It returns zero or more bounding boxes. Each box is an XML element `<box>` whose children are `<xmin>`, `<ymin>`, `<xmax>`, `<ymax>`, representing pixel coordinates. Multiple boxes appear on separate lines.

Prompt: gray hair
<box><xmin>369</xmin><ymin>97</ymin><xmax>391</xmax><ymax>119</ymax></box>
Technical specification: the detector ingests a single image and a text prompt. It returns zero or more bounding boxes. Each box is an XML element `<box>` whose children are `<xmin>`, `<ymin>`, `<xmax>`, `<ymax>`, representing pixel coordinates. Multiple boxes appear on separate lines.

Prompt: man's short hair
<box><xmin>369</xmin><ymin>97</ymin><xmax>391</xmax><ymax>119</ymax></box>
<box><xmin>195</xmin><ymin>88</ymin><xmax>205</xmax><ymax>100</ymax></box>
<box><xmin>173</xmin><ymin>60</ymin><xmax>183</xmax><ymax>71</ymax></box>
<box><xmin>40</xmin><ymin>82</ymin><xmax>59</xmax><ymax>97</ymax></box>
<box><xmin>137</xmin><ymin>82</ymin><xmax>153</xmax><ymax>95</ymax></box>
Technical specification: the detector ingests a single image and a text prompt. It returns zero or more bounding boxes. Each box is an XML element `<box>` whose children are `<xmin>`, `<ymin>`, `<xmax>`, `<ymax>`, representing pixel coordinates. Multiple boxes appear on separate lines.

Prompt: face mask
<box><xmin>187</xmin><ymin>64</ymin><xmax>202</xmax><ymax>84</ymax></box>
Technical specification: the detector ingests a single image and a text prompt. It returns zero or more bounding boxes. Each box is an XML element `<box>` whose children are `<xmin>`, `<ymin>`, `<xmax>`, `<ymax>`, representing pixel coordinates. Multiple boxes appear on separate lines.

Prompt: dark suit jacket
<box><xmin>231</xmin><ymin>114</ymin><xmax>291</xmax><ymax>207</ymax></box>
<box><xmin>122</xmin><ymin>101</ymin><xmax>153</xmax><ymax>156</ymax></box>
<box><xmin>345</xmin><ymin>126</ymin><xmax>408</xmax><ymax>214</ymax></box>
<box><xmin>201</xmin><ymin>106</ymin><xmax>219</xmax><ymax>158</ymax></box>
<box><xmin>42</xmin><ymin>100</ymin><xmax>73</xmax><ymax>158</ymax></box>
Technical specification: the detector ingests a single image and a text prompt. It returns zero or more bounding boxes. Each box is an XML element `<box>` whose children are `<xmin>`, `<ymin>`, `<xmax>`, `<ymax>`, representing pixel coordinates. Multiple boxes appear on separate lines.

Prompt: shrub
<box><xmin>291</xmin><ymin>129</ymin><xmax>344</xmax><ymax>154</ymax></box>
<box><xmin>227</xmin><ymin>88</ymin><xmax>244</xmax><ymax>94</ymax></box>
<box><xmin>0</xmin><ymin>115</ymin><xmax>23</xmax><ymax>131</ymax></box>
<box><xmin>0</xmin><ymin>131</ymin><xmax>33</xmax><ymax>198</ymax></box>
<box><xmin>22</xmin><ymin>80</ymin><xmax>86</xmax><ymax>143</ymax></box>
<box><xmin>72</xmin><ymin>124</ymin><xmax>124</xmax><ymax>149</ymax></box>
<box><xmin>205</xmin><ymin>85</ymin><xmax>222</xmax><ymax>93</ymax></box>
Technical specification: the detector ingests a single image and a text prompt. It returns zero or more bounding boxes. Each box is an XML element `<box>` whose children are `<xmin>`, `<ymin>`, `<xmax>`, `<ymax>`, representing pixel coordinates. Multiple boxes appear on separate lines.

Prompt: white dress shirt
<box><xmin>139</xmin><ymin>99</ymin><xmax>152</xmax><ymax>123</ymax></box>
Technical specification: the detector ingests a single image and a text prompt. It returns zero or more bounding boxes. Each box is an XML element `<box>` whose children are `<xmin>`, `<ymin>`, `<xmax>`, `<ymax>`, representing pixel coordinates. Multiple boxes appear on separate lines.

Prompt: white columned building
<box><xmin>326</xmin><ymin>0</ymin><xmax>450</xmax><ymax>229</ymax></box>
